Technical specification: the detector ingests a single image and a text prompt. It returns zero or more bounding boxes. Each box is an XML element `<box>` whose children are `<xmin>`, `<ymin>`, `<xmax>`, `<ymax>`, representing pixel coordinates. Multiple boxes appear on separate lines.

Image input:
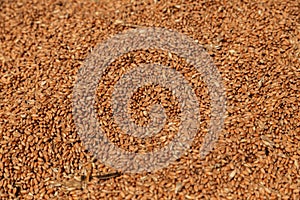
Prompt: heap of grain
<box><xmin>0</xmin><ymin>0</ymin><xmax>299</xmax><ymax>199</ymax></box>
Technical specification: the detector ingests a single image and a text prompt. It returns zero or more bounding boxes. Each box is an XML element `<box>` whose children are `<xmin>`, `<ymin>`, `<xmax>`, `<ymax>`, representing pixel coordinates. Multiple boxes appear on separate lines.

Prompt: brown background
<box><xmin>0</xmin><ymin>0</ymin><xmax>300</xmax><ymax>199</ymax></box>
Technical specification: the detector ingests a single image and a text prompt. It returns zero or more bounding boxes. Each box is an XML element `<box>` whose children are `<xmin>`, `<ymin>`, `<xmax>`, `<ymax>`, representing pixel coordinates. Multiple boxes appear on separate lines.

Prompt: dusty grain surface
<box><xmin>0</xmin><ymin>0</ymin><xmax>300</xmax><ymax>199</ymax></box>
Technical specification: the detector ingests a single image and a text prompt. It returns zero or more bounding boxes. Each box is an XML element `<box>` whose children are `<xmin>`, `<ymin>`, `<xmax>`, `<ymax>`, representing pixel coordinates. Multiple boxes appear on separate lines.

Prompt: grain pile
<box><xmin>0</xmin><ymin>0</ymin><xmax>300</xmax><ymax>199</ymax></box>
